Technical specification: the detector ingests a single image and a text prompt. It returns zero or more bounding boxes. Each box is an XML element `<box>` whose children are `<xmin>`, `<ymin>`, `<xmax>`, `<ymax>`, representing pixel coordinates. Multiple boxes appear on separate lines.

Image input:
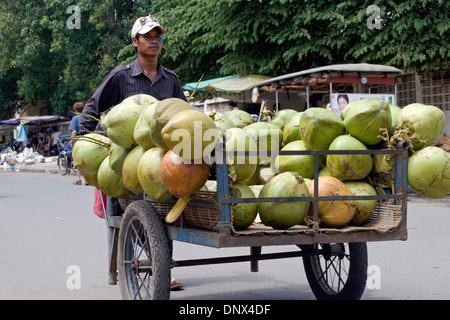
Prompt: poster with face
<box><xmin>329</xmin><ymin>93</ymin><xmax>395</xmax><ymax>116</ymax></box>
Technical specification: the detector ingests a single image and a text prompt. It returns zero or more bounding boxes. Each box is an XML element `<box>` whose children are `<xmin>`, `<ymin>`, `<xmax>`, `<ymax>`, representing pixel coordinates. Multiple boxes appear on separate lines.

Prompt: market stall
<box><xmin>255</xmin><ymin>63</ymin><xmax>403</xmax><ymax>112</ymax></box>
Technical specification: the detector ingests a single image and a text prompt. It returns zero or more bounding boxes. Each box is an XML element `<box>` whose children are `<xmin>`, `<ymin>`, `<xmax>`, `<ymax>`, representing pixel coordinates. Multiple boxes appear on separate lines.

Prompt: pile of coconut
<box><xmin>72</xmin><ymin>94</ymin><xmax>449</xmax><ymax>231</ymax></box>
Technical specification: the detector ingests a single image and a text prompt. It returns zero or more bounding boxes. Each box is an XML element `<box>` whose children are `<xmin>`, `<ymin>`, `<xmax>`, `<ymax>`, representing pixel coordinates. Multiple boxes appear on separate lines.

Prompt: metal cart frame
<box><xmin>101</xmin><ymin>141</ymin><xmax>409</xmax><ymax>300</ymax></box>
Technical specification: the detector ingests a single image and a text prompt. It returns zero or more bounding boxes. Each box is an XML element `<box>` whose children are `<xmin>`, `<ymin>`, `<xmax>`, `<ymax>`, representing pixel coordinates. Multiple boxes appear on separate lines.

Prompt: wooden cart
<box><xmin>101</xmin><ymin>140</ymin><xmax>409</xmax><ymax>300</ymax></box>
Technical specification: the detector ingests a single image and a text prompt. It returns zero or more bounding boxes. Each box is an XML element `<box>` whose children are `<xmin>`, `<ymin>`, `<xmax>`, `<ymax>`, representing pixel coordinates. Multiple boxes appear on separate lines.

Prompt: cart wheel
<box><xmin>301</xmin><ymin>242</ymin><xmax>367</xmax><ymax>300</ymax></box>
<box><xmin>57</xmin><ymin>153</ymin><xmax>69</xmax><ymax>175</ymax></box>
<box><xmin>118</xmin><ymin>200</ymin><xmax>171</xmax><ymax>300</ymax></box>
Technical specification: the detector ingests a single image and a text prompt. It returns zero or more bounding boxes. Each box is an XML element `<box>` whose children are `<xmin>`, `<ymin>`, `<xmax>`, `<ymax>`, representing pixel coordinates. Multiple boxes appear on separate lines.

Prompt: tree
<box><xmin>0</xmin><ymin>0</ymin><xmax>155</xmax><ymax>115</ymax></box>
<box><xmin>154</xmin><ymin>0</ymin><xmax>449</xmax><ymax>83</ymax></box>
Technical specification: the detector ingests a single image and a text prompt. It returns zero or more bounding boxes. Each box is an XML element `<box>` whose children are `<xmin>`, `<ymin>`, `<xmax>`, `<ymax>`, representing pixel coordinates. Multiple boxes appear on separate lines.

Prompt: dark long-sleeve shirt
<box><xmin>79</xmin><ymin>58</ymin><xmax>186</xmax><ymax>134</ymax></box>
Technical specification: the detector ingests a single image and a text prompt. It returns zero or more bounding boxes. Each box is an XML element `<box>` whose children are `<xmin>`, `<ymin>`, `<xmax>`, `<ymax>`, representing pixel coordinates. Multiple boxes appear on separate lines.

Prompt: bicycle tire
<box><xmin>301</xmin><ymin>242</ymin><xmax>368</xmax><ymax>300</ymax></box>
<box><xmin>117</xmin><ymin>200</ymin><xmax>171</xmax><ymax>300</ymax></box>
<box><xmin>57</xmin><ymin>153</ymin><xmax>69</xmax><ymax>175</ymax></box>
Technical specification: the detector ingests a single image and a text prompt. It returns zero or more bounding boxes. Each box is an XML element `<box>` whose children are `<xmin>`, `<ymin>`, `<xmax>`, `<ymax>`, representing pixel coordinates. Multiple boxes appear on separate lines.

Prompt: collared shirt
<box><xmin>79</xmin><ymin>58</ymin><xmax>186</xmax><ymax>134</ymax></box>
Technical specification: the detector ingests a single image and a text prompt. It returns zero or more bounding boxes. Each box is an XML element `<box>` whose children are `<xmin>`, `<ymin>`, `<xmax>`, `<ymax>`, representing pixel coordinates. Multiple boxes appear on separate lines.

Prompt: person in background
<box><xmin>69</xmin><ymin>102</ymin><xmax>85</xmax><ymax>185</ymax></box>
<box><xmin>49</xmin><ymin>126</ymin><xmax>61</xmax><ymax>156</ymax></box>
<box><xmin>78</xmin><ymin>15</ymin><xmax>185</xmax><ymax>290</ymax></box>
<box><xmin>228</xmin><ymin>100</ymin><xmax>237</xmax><ymax>111</ymax></box>
<box><xmin>95</xmin><ymin>111</ymin><xmax>107</xmax><ymax>135</ymax></box>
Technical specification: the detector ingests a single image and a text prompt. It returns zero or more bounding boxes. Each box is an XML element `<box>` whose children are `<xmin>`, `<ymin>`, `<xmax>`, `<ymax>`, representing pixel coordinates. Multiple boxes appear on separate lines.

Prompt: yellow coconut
<box><xmin>160</xmin><ymin>150</ymin><xmax>211</xmax><ymax>223</ymax></box>
<box><xmin>307</xmin><ymin>176</ymin><xmax>356</xmax><ymax>228</ymax></box>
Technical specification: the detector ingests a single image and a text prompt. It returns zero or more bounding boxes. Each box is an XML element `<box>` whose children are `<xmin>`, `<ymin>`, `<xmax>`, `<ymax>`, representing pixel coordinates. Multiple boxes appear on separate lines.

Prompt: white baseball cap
<box><xmin>131</xmin><ymin>15</ymin><xmax>166</xmax><ymax>38</ymax></box>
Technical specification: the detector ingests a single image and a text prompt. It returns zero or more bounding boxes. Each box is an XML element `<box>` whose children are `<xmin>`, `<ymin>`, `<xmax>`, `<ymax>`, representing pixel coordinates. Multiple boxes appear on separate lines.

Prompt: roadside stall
<box><xmin>255</xmin><ymin>63</ymin><xmax>403</xmax><ymax>112</ymax></box>
<box><xmin>183</xmin><ymin>74</ymin><xmax>273</xmax><ymax>114</ymax></box>
<box><xmin>0</xmin><ymin>115</ymin><xmax>70</xmax><ymax>169</ymax></box>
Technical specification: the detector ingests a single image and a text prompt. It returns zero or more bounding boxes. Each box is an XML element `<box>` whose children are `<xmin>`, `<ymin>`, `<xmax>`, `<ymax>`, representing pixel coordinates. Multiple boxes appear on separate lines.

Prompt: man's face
<box><xmin>133</xmin><ymin>28</ymin><xmax>162</xmax><ymax>57</ymax></box>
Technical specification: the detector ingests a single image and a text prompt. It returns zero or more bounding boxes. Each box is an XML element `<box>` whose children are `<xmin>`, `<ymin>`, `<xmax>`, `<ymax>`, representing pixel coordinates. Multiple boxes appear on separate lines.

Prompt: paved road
<box><xmin>1</xmin><ymin>171</ymin><xmax>449</xmax><ymax>300</ymax></box>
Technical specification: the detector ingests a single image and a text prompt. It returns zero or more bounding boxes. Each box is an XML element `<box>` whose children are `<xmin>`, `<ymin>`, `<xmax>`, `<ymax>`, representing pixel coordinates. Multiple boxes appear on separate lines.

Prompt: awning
<box><xmin>184</xmin><ymin>75</ymin><xmax>273</xmax><ymax>93</ymax></box>
<box><xmin>256</xmin><ymin>63</ymin><xmax>403</xmax><ymax>90</ymax></box>
<box><xmin>18</xmin><ymin>115</ymin><xmax>70</xmax><ymax>122</ymax></box>
<box><xmin>0</xmin><ymin>115</ymin><xmax>69</xmax><ymax>126</ymax></box>
<box><xmin>183</xmin><ymin>75</ymin><xmax>236</xmax><ymax>91</ymax></box>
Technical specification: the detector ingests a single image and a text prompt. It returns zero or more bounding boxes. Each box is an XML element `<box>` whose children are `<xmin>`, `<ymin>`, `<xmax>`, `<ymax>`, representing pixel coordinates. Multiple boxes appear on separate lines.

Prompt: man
<box><xmin>79</xmin><ymin>15</ymin><xmax>186</xmax><ymax>134</ymax></box>
<box><xmin>78</xmin><ymin>15</ymin><xmax>184</xmax><ymax>290</ymax></box>
<box><xmin>49</xmin><ymin>126</ymin><xmax>62</xmax><ymax>156</ymax></box>
<box><xmin>70</xmin><ymin>102</ymin><xmax>85</xmax><ymax>185</ymax></box>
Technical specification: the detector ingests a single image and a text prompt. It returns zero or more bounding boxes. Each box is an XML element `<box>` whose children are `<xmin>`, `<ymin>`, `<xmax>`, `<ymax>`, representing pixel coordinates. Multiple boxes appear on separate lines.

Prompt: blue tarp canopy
<box><xmin>183</xmin><ymin>75</ymin><xmax>273</xmax><ymax>93</ymax></box>
<box><xmin>183</xmin><ymin>75</ymin><xmax>236</xmax><ymax>91</ymax></box>
<box><xmin>0</xmin><ymin>119</ymin><xmax>21</xmax><ymax>126</ymax></box>
<box><xmin>0</xmin><ymin>115</ymin><xmax>69</xmax><ymax>126</ymax></box>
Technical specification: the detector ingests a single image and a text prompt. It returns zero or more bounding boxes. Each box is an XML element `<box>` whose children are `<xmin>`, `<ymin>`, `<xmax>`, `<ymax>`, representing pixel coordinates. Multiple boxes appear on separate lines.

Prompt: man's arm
<box><xmin>173</xmin><ymin>77</ymin><xmax>187</xmax><ymax>101</ymax></box>
<box><xmin>79</xmin><ymin>73</ymin><xmax>120</xmax><ymax>135</ymax></box>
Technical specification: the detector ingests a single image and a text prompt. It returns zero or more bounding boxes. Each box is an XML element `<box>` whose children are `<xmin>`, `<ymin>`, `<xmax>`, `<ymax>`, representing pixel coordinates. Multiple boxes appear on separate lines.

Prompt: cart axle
<box><xmin>171</xmin><ymin>249</ymin><xmax>311</xmax><ymax>269</ymax></box>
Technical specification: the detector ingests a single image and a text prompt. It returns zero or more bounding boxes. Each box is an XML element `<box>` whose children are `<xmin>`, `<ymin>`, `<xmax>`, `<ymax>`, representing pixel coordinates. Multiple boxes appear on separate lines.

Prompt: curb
<box><xmin>16</xmin><ymin>163</ymin><xmax>60</xmax><ymax>174</ymax></box>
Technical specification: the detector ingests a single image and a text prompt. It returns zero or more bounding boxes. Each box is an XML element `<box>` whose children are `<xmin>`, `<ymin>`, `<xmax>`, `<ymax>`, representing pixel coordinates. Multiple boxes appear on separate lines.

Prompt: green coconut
<box><xmin>150</xmin><ymin>98</ymin><xmax>193</xmax><ymax>151</ymax></box>
<box><xmin>133</xmin><ymin>100</ymin><xmax>159</xmax><ymax>149</ymax></box>
<box><xmin>137</xmin><ymin>147</ymin><xmax>173</xmax><ymax>202</ymax></box>
<box><xmin>209</xmin><ymin>111</ymin><xmax>235</xmax><ymax>134</ymax></box>
<box><xmin>199</xmin><ymin>180</ymin><xmax>218</xmax><ymax>192</ymax></box>
<box><xmin>83</xmin><ymin>173</ymin><xmax>100</xmax><ymax>189</ymax></box>
<box><xmin>102</xmin><ymin>94</ymin><xmax>157</xmax><ymax>148</ymax></box>
<box><xmin>275</xmin><ymin>140</ymin><xmax>314</xmax><ymax>179</ymax></box>
<box><xmin>162</xmin><ymin>109</ymin><xmax>219</xmax><ymax>162</ymax></box>
<box><xmin>389</xmin><ymin>105</ymin><xmax>402</xmax><ymax>131</ymax></box>
<box><xmin>408</xmin><ymin>146</ymin><xmax>450</xmax><ymax>199</ymax></box>
<box><xmin>270</xmin><ymin>109</ymin><xmax>298</xmax><ymax>130</ymax></box>
<box><xmin>226</xmin><ymin>109</ymin><xmax>255</xmax><ymax>128</ymax></box>
<box><xmin>259</xmin><ymin>171</ymin><xmax>310</xmax><ymax>229</ymax></box>
<box><xmin>372</xmin><ymin>152</ymin><xmax>394</xmax><ymax>187</ymax></box>
<box><xmin>249</xmin><ymin>184</ymin><xmax>264</xmax><ymax>197</ymax></box>
<box><xmin>122</xmin><ymin>145</ymin><xmax>146</xmax><ymax>194</ymax></box>
<box><xmin>319</xmin><ymin>166</ymin><xmax>331</xmax><ymax>176</ymax></box>
<box><xmin>97</xmin><ymin>155</ymin><xmax>132</xmax><ymax>198</ymax></box>
<box><xmin>344</xmin><ymin>181</ymin><xmax>378</xmax><ymax>225</ymax></box>
<box><xmin>327</xmin><ymin>135</ymin><xmax>373</xmax><ymax>181</ymax></box>
<box><xmin>300</xmin><ymin>108</ymin><xmax>345</xmax><ymax>150</ymax></box>
<box><xmin>72</xmin><ymin>133</ymin><xmax>111</xmax><ymax>175</ymax></box>
<box><xmin>241</xmin><ymin>164</ymin><xmax>261</xmax><ymax>185</ymax></box>
<box><xmin>342</xmin><ymin>98</ymin><xmax>392</xmax><ymax>145</ymax></box>
<box><xmin>243</xmin><ymin>122</ymin><xmax>282</xmax><ymax>164</ymax></box>
<box><xmin>282</xmin><ymin>112</ymin><xmax>303</xmax><ymax>145</ymax></box>
<box><xmin>231</xmin><ymin>183</ymin><xmax>258</xmax><ymax>230</ymax></box>
<box><xmin>395</xmin><ymin>103</ymin><xmax>446</xmax><ymax>151</ymax></box>
<box><xmin>109</xmin><ymin>142</ymin><xmax>131</xmax><ymax>176</ymax></box>
<box><xmin>259</xmin><ymin>167</ymin><xmax>275</xmax><ymax>184</ymax></box>
<box><xmin>224</xmin><ymin>127</ymin><xmax>258</xmax><ymax>182</ymax></box>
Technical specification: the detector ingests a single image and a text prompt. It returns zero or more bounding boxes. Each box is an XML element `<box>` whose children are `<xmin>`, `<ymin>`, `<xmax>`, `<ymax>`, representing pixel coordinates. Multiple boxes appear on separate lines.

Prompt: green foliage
<box><xmin>0</xmin><ymin>0</ymin><xmax>154</xmax><ymax>115</ymax></box>
<box><xmin>155</xmin><ymin>0</ymin><xmax>449</xmax><ymax>83</ymax></box>
<box><xmin>0</xmin><ymin>0</ymin><xmax>448</xmax><ymax>115</ymax></box>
